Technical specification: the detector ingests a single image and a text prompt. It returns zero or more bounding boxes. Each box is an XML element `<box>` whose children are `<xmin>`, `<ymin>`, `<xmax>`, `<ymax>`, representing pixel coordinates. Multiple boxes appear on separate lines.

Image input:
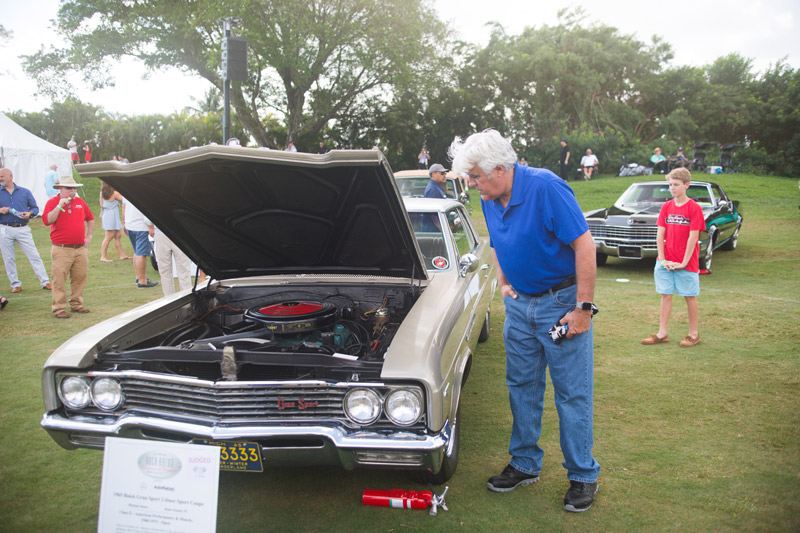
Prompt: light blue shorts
<box><xmin>654</xmin><ymin>263</ymin><xmax>700</xmax><ymax>296</ymax></box>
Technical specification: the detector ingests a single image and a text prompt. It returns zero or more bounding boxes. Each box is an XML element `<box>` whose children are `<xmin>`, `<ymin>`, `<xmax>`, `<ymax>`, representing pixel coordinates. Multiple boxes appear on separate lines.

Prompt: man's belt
<box><xmin>52</xmin><ymin>243</ymin><xmax>84</xmax><ymax>249</ymax></box>
<box><xmin>1</xmin><ymin>223</ymin><xmax>28</xmax><ymax>227</ymax></box>
<box><xmin>525</xmin><ymin>276</ymin><xmax>577</xmax><ymax>298</ymax></box>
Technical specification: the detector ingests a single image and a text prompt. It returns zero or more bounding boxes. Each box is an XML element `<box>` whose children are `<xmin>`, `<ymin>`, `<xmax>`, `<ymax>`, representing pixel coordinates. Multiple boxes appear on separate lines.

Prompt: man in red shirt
<box><xmin>43</xmin><ymin>176</ymin><xmax>95</xmax><ymax>318</ymax></box>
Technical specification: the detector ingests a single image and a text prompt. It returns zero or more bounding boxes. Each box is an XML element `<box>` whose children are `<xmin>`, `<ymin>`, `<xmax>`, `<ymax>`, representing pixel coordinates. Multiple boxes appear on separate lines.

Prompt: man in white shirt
<box><xmin>580</xmin><ymin>149</ymin><xmax>599</xmax><ymax>180</ymax></box>
<box><xmin>123</xmin><ymin>200</ymin><xmax>159</xmax><ymax>288</ymax></box>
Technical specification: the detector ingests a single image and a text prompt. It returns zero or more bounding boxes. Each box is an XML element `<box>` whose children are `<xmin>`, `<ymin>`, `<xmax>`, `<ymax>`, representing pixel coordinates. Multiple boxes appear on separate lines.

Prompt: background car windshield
<box><xmin>409</xmin><ymin>212</ymin><xmax>449</xmax><ymax>270</ymax></box>
<box><xmin>616</xmin><ymin>184</ymin><xmax>671</xmax><ymax>205</ymax></box>
<box><xmin>395</xmin><ymin>177</ymin><xmax>456</xmax><ymax>199</ymax></box>
<box><xmin>615</xmin><ymin>183</ymin><xmax>712</xmax><ymax>207</ymax></box>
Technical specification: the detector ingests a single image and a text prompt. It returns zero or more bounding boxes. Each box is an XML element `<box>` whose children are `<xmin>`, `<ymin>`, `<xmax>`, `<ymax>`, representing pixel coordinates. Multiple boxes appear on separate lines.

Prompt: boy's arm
<box><xmin>676</xmin><ymin>230</ymin><xmax>700</xmax><ymax>270</ymax></box>
<box><xmin>656</xmin><ymin>226</ymin><xmax>666</xmax><ymax>263</ymax></box>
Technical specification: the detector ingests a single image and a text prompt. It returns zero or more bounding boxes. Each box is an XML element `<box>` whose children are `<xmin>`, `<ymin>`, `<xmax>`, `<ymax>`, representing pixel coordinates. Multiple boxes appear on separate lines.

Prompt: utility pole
<box><xmin>221</xmin><ymin>17</ymin><xmax>246</xmax><ymax>144</ymax></box>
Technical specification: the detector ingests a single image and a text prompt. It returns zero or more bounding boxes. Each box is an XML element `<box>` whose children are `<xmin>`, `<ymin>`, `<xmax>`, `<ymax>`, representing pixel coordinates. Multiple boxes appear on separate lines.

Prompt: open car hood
<box><xmin>77</xmin><ymin>146</ymin><xmax>427</xmax><ymax>281</ymax></box>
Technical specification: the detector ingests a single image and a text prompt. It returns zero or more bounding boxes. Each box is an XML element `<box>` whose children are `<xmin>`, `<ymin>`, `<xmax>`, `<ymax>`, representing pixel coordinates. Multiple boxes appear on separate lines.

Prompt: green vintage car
<box><xmin>584</xmin><ymin>180</ymin><xmax>743</xmax><ymax>270</ymax></box>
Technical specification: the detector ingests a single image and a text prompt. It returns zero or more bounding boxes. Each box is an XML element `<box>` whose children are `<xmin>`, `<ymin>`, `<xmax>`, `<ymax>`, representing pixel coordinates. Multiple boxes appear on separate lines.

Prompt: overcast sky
<box><xmin>2</xmin><ymin>0</ymin><xmax>798</xmax><ymax>116</ymax></box>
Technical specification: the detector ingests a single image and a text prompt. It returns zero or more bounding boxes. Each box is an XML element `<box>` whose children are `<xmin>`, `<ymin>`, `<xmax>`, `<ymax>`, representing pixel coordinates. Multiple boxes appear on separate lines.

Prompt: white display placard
<box><xmin>98</xmin><ymin>437</ymin><xmax>221</xmax><ymax>533</ymax></box>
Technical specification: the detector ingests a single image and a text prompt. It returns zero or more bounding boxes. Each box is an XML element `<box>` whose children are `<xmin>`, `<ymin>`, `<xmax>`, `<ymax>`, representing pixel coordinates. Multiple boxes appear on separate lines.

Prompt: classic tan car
<box><xmin>41</xmin><ymin>146</ymin><xmax>496</xmax><ymax>483</ymax></box>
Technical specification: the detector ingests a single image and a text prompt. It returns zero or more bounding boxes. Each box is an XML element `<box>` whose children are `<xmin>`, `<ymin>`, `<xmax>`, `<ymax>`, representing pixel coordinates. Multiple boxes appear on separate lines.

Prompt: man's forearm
<box><xmin>571</xmin><ymin>231</ymin><xmax>596</xmax><ymax>302</ymax></box>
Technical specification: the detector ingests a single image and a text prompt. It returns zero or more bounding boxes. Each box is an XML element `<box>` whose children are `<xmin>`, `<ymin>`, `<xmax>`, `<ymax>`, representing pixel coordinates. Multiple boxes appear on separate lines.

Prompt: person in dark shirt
<box><xmin>559</xmin><ymin>139</ymin><xmax>571</xmax><ymax>181</ymax></box>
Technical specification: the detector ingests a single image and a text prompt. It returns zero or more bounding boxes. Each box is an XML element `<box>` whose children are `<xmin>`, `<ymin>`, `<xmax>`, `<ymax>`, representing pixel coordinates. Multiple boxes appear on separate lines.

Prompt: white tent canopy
<box><xmin>0</xmin><ymin>112</ymin><xmax>73</xmax><ymax>211</ymax></box>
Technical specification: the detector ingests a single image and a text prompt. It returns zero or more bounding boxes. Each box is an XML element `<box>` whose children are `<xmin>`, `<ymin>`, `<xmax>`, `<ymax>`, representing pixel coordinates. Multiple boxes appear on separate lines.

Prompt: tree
<box><xmin>455</xmin><ymin>9</ymin><xmax>672</xmax><ymax>151</ymax></box>
<box><xmin>24</xmin><ymin>0</ymin><xmax>443</xmax><ymax>148</ymax></box>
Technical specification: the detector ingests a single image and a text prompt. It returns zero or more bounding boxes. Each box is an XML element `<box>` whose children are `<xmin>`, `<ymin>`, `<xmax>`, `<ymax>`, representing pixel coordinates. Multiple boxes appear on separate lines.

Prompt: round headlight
<box><xmin>344</xmin><ymin>388</ymin><xmax>381</xmax><ymax>425</ymax></box>
<box><xmin>59</xmin><ymin>376</ymin><xmax>91</xmax><ymax>409</ymax></box>
<box><xmin>384</xmin><ymin>389</ymin><xmax>423</xmax><ymax>426</ymax></box>
<box><xmin>91</xmin><ymin>378</ymin><xmax>124</xmax><ymax>410</ymax></box>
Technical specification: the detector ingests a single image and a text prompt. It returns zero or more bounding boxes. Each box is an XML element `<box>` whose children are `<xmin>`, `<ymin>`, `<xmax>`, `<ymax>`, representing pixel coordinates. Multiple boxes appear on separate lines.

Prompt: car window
<box><xmin>395</xmin><ymin>177</ymin><xmax>456</xmax><ymax>199</ymax></box>
<box><xmin>396</xmin><ymin>177</ymin><xmax>428</xmax><ymax>197</ymax></box>
<box><xmin>617</xmin><ymin>184</ymin><xmax>671</xmax><ymax>204</ymax></box>
<box><xmin>410</xmin><ymin>212</ymin><xmax>450</xmax><ymax>270</ymax></box>
<box><xmin>711</xmin><ymin>185</ymin><xmax>727</xmax><ymax>204</ymax></box>
<box><xmin>447</xmin><ymin>207</ymin><xmax>477</xmax><ymax>257</ymax></box>
<box><xmin>687</xmin><ymin>185</ymin><xmax>712</xmax><ymax>206</ymax></box>
<box><xmin>445</xmin><ymin>178</ymin><xmax>459</xmax><ymax>199</ymax></box>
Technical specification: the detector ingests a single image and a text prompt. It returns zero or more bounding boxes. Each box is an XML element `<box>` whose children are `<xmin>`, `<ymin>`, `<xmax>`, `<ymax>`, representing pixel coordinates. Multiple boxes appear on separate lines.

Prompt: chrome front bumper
<box><xmin>41</xmin><ymin>412</ymin><xmax>450</xmax><ymax>472</ymax></box>
<box><xmin>595</xmin><ymin>241</ymin><xmax>659</xmax><ymax>260</ymax></box>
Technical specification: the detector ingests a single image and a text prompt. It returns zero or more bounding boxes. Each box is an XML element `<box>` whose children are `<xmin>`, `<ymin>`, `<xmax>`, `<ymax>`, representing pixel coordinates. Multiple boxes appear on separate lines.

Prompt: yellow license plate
<box><xmin>192</xmin><ymin>440</ymin><xmax>263</xmax><ymax>472</ymax></box>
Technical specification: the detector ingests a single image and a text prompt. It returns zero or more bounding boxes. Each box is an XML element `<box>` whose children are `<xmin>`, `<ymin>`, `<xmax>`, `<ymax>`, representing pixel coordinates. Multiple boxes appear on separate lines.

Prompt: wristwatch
<box><xmin>576</xmin><ymin>302</ymin><xmax>599</xmax><ymax>315</ymax></box>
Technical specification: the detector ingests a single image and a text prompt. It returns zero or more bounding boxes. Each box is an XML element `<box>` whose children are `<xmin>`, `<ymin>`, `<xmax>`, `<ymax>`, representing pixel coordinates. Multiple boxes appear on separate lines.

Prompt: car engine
<box><xmin>95</xmin><ymin>284</ymin><xmax>416</xmax><ymax>382</ymax></box>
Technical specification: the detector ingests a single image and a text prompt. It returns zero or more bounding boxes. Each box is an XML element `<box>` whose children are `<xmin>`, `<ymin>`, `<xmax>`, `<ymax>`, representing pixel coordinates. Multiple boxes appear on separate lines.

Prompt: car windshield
<box><xmin>395</xmin><ymin>177</ymin><xmax>456</xmax><ymax>199</ymax></box>
<box><xmin>408</xmin><ymin>211</ymin><xmax>450</xmax><ymax>270</ymax></box>
<box><xmin>616</xmin><ymin>183</ymin><xmax>712</xmax><ymax>207</ymax></box>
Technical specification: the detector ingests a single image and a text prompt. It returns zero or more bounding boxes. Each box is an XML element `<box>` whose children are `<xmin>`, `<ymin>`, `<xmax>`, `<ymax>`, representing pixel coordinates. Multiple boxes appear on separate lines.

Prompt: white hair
<box><xmin>448</xmin><ymin>129</ymin><xmax>517</xmax><ymax>177</ymax></box>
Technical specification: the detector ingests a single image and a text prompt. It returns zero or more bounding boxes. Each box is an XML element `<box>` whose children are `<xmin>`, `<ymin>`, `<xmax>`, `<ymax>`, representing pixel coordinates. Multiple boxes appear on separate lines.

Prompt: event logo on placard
<box><xmin>137</xmin><ymin>451</ymin><xmax>182</xmax><ymax>479</ymax></box>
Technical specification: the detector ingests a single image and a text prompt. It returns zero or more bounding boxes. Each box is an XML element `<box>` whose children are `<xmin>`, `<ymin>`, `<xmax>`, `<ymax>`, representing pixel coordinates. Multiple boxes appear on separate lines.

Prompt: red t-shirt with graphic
<box><xmin>657</xmin><ymin>198</ymin><xmax>706</xmax><ymax>272</ymax></box>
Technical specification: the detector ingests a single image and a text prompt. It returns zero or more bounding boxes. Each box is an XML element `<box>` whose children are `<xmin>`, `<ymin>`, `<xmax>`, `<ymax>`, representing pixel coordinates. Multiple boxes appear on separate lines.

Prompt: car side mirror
<box><xmin>458</xmin><ymin>253</ymin><xmax>479</xmax><ymax>277</ymax></box>
<box><xmin>718</xmin><ymin>200</ymin><xmax>728</xmax><ymax>208</ymax></box>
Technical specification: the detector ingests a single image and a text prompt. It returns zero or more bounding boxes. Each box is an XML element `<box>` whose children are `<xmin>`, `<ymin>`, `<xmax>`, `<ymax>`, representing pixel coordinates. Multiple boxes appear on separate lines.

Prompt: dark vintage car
<box><xmin>41</xmin><ymin>146</ymin><xmax>497</xmax><ymax>484</ymax></box>
<box><xmin>584</xmin><ymin>180</ymin><xmax>743</xmax><ymax>269</ymax></box>
<box><xmin>394</xmin><ymin>169</ymin><xmax>472</xmax><ymax>213</ymax></box>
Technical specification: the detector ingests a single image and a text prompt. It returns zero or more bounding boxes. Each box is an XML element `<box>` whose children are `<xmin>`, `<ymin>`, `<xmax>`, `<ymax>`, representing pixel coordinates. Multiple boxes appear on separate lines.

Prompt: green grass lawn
<box><xmin>1</xmin><ymin>171</ymin><xmax>798</xmax><ymax>531</ymax></box>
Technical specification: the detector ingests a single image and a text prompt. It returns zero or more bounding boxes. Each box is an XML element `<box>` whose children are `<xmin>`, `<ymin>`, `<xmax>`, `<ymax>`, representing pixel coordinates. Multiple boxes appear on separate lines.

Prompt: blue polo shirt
<box><xmin>424</xmin><ymin>179</ymin><xmax>446</xmax><ymax>199</ymax></box>
<box><xmin>0</xmin><ymin>185</ymin><xmax>39</xmax><ymax>226</ymax></box>
<box><xmin>482</xmin><ymin>164</ymin><xmax>588</xmax><ymax>294</ymax></box>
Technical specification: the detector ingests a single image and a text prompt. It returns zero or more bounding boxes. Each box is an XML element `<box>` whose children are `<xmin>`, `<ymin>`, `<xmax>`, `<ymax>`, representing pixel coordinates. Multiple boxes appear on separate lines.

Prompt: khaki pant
<box><xmin>154</xmin><ymin>231</ymin><xmax>192</xmax><ymax>296</ymax></box>
<box><xmin>51</xmin><ymin>245</ymin><xmax>88</xmax><ymax>314</ymax></box>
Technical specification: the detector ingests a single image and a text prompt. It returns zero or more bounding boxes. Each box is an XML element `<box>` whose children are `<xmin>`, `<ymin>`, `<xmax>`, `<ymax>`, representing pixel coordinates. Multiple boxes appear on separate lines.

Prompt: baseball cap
<box><xmin>429</xmin><ymin>163</ymin><xmax>447</xmax><ymax>174</ymax></box>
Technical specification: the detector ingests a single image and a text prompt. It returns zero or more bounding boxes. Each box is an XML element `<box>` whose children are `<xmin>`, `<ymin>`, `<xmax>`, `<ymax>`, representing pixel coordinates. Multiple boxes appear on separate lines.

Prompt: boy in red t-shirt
<box><xmin>642</xmin><ymin>168</ymin><xmax>706</xmax><ymax>347</ymax></box>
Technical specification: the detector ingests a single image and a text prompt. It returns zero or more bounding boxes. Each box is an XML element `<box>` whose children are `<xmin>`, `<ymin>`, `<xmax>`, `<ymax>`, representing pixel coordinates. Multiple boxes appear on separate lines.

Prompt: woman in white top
<box><xmin>580</xmin><ymin>149</ymin><xmax>599</xmax><ymax>180</ymax></box>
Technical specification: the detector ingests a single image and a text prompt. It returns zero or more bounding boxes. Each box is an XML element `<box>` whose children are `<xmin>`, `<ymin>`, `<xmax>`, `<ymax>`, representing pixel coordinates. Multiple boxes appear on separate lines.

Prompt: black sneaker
<box><xmin>563</xmin><ymin>481</ymin><xmax>598</xmax><ymax>512</ymax></box>
<box><xmin>137</xmin><ymin>279</ymin><xmax>159</xmax><ymax>288</ymax></box>
<box><xmin>487</xmin><ymin>464</ymin><xmax>539</xmax><ymax>493</ymax></box>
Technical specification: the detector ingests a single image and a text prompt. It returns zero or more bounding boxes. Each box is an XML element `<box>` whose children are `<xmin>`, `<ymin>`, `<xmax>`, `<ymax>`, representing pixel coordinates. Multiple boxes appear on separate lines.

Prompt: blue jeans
<box><xmin>503</xmin><ymin>284</ymin><xmax>600</xmax><ymax>483</ymax></box>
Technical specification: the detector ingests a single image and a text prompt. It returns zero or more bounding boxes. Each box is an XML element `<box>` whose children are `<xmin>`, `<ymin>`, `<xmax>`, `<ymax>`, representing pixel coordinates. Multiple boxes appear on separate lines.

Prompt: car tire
<box><xmin>414</xmin><ymin>404</ymin><xmax>460</xmax><ymax>485</ymax></box>
<box><xmin>478</xmin><ymin>309</ymin><xmax>490</xmax><ymax>343</ymax></box>
<box><xmin>721</xmin><ymin>218</ymin><xmax>741</xmax><ymax>251</ymax></box>
<box><xmin>700</xmin><ymin>228</ymin><xmax>715</xmax><ymax>270</ymax></box>
<box><xmin>596</xmin><ymin>252</ymin><xmax>608</xmax><ymax>266</ymax></box>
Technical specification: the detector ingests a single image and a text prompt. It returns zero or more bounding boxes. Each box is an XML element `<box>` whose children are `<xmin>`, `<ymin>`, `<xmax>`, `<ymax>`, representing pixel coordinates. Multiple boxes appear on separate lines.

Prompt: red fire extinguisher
<box><xmin>362</xmin><ymin>487</ymin><xmax>448</xmax><ymax>515</ymax></box>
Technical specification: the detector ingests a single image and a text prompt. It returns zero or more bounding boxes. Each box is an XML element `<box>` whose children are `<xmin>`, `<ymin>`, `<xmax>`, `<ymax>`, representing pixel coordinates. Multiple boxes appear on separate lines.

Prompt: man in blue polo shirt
<box><xmin>449</xmin><ymin>129</ymin><xmax>600</xmax><ymax>513</ymax></box>
<box><xmin>424</xmin><ymin>163</ymin><xmax>448</xmax><ymax>199</ymax></box>
<box><xmin>0</xmin><ymin>167</ymin><xmax>52</xmax><ymax>293</ymax></box>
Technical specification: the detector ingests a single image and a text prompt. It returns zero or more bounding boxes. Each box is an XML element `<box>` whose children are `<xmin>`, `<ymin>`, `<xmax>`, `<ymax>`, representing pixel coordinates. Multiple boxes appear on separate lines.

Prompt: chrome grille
<box><xmin>120</xmin><ymin>378</ymin><xmax>346</xmax><ymax>422</ymax></box>
<box><xmin>589</xmin><ymin>224</ymin><xmax>658</xmax><ymax>248</ymax></box>
<box><xmin>83</xmin><ymin>373</ymin><xmax>429</xmax><ymax>431</ymax></box>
